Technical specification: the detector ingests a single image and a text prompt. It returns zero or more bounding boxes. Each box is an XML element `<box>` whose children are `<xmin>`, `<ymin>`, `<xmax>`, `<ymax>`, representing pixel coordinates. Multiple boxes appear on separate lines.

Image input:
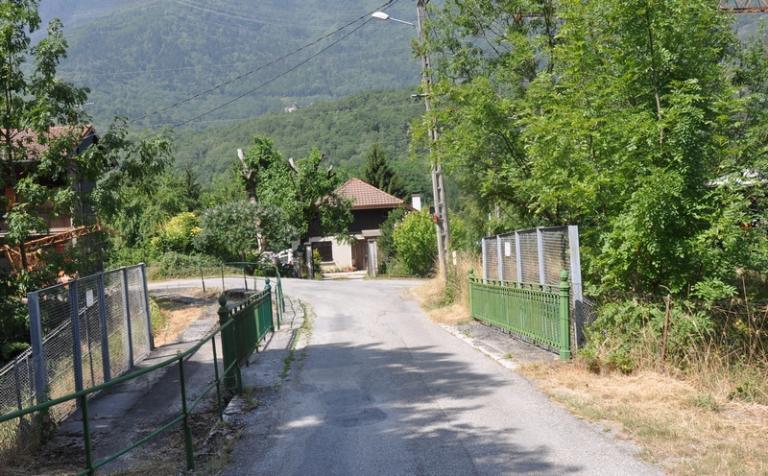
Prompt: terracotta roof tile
<box><xmin>1</xmin><ymin>125</ymin><xmax>96</xmax><ymax>161</ymax></box>
<box><xmin>336</xmin><ymin>178</ymin><xmax>404</xmax><ymax>210</ymax></box>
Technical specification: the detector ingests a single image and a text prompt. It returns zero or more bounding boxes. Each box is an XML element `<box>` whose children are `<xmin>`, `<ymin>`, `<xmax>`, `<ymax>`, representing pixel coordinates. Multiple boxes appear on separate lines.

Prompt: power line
<box><xmin>171</xmin><ymin>0</ymin><xmax>299</xmax><ymax>28</ymax></box>
<box><xmin>171</xmin><ymin>17</ymin><xmax>379</xmax><ymax>127</ymax></box>
<box><xmin>130</xmin><ymin>0</ymin><xmax>398</xmax><ymax>124</ymax></box>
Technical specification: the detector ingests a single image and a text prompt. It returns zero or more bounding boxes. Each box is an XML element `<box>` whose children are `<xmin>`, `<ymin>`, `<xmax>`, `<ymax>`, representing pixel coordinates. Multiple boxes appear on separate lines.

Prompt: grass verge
<box><xmin>521</xmin><ymin>361</ymin><xmax>768</xmax><ymax>475</ymax></box>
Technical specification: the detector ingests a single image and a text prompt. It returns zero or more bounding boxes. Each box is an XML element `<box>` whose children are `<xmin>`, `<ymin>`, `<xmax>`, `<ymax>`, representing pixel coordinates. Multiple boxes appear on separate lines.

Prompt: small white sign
<box><xmin>504</xmin><ymin>242</ymin><xmax>512</xmax><ymax>257</ymax></box>
<box><xmin>86</xmin><ymin>290</ymin><xmax>94</xmax><ymax>307</ymax></box>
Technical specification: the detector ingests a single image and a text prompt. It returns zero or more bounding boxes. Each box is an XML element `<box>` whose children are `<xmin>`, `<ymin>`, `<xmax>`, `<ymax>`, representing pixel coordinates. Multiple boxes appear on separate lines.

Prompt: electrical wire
<box><xmin>171</xmin><ymin>16</ymin><xmax>379</xmax><ymax>127</ymax></box>
<box><xmin>130</xmin><ymin>0</ymin><xmax>398</xmax><ymax>124</ymax></box>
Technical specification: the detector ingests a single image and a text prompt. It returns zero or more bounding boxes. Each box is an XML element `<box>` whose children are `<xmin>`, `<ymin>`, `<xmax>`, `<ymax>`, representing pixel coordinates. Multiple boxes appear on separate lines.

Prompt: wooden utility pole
<box><xmin>416</xmin><ymin>0</ymin><xmax>450</xmax><ymax>277</ymax></box>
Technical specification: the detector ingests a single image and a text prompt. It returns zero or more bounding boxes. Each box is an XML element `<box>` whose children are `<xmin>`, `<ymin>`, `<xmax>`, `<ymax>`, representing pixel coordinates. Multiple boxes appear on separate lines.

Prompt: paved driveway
<box><xmin>217</xmin><ymin>278</ymin><xmax>661</xmax><ymax>476</ymax></box>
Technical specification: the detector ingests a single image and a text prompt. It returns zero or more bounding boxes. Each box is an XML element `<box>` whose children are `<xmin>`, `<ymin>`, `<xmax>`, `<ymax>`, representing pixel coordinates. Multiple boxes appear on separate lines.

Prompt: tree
<box><xmin>362</xmin><ymin>143</ymin><xmax>406</xmax><ymax>198</ymax></box>
<box><xmin>0</xmin><ymin>2</ymin><xmax>172</xmax><ymax>361</ymax></box>
<box><xmin>195</xmin><ymin>201</ymin><xmax>294</xmax><ymax>261</ymax></box>
<box><xmin>1</xmin><ymin>3</ymin><xmax>89</xmax><ymax>269</ymax></box>
<box><xmin>241</xmin><ymin>137</ymin><xmax>352</xmax><ymax>245</ymax></box>
<box><xmin>238</xmin><ymin>136</ymin><xmax>282</xmax><ymax>203</ymax></box>
<box><xmin>392</xmin><ymin>210</ymin><xmax>437</xmax><ymax>276</ymax></box>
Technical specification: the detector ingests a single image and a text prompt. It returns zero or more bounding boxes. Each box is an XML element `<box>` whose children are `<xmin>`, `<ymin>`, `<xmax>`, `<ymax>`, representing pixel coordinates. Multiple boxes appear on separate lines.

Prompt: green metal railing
<box><xmin>217</xmin><ymin>279</ymin><xmax>275</xmax><ymax>393</ymax></box>
<box><xmin>0</xmin><ymin>285</ymin><xmax>274</xmax><ymax>475</ymax></box>
<box><xmin>469</xmin><ymin>270</ymin><xmax>571</xmax><ymax>359</ymax></box>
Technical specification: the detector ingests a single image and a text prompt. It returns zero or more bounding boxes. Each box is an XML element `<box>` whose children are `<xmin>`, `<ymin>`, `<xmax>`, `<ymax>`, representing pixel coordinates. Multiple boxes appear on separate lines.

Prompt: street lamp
<box><xmin>371</xmin><ymin>11</ymin><xmax>415</xmax><ymax>26</ymax></box>
<box><xmin>371</xmin><ymin>1</ymin><xmax>450</xmax><ymax>277</ymax></box>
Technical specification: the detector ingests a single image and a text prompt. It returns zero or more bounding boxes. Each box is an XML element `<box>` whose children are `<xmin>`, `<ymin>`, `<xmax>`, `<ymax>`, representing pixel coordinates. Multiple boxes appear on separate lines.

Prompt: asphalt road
<box><xmin>216</xmin><ymin>278</ymin><xmax>662</xmax><ymax>476</ymax></box>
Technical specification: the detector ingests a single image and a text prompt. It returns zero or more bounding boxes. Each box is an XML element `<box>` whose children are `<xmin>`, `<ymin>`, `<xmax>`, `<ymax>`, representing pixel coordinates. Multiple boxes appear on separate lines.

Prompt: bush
<box><xmin>151</xmin><ymin>212</ymin><xmax>200</xmax><ymax>254</ymax></box>
<box><xmin>148</xmin><ymin>252</ymin><xmax>223</xmax><ymax>280</ymax></box>
<box><xmin>392</xmin><ymin>210</ymin><xmax>437</xmax><ymax>277</ymax></box>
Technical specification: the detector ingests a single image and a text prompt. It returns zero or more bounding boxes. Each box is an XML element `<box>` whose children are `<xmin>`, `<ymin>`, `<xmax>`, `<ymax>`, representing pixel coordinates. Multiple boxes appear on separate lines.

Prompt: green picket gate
<box><xmin>469</xmin><ymin>270</ymin><xmax>571</xmax><ymax>359</ymax></box>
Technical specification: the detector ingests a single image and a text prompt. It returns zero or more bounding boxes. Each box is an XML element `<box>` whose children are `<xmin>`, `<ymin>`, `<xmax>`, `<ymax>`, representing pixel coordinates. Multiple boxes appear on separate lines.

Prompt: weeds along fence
<box><xmin>0</xmin><ymin>280</ymin><xmax>275</xmax><ymax>474</ymax></box>
<box><xmin>480</xmin><ymin>226</ymin><xmax>592</xmax><ymax>347</ymax></box>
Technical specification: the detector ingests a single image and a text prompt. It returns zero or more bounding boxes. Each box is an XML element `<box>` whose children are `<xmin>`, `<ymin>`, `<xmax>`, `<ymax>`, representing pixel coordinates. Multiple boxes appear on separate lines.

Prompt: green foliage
<box><xmin>53</xmin><ymin>1</ymin><xmax>419</xmax><ymax>127</ymax></box>
<box><xmin>423</xmin><ymin>0</ymin><xmax>768</xmax><ymax>303</ymax></box>
<box><xmin>378</xmin><ymin>207</ymin><xmax>408</xmax><ymax>274</ymax></box>
<box><xmin>312</xmin><ymin>249</ymin><xmax>322</xmax><ymax>279</ymax></box>
<box><xmin>247</xmin><ymin>140</ymin><xmax>351</xmax><ymax>243</ymax></box>
<box><xmin>173</xmin><ymin>90</ymin><xmax>430</xmax><ymax>195</ymax></box>
<box><xmin>147</xmin><ymin>252</ymin><xmax>222</xmax><ymax>281</ymax></box>
<box><xmin>150</xmin><ymin>212</ymin><xmax>200</xmax><ymax>254</ymax></box>
<box><xmin>362</xmin><ymin>143</ymin><xmax>406</xmax><ymax>199</ymax></box>
<box><xmin>392</xmin><ymin>210</ymin><xmax>437</xmax><ymax>277</ymax></box>
<box><xmin>195</xmin><ymin>201</ymin><xmax>267</xmax><ymax>261</ymax></box>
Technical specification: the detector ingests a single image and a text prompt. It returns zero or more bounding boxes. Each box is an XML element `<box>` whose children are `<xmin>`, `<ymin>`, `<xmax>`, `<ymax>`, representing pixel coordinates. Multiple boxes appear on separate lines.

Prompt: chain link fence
<box><xmin>0</xmin><ymin>265</ymin><xmax>153</xmax><ymax>428</ymax></box>
<box><xmin>481</xmin><ymin>226</ymin><xmax>591</xmax><ymax>347</ymax></box>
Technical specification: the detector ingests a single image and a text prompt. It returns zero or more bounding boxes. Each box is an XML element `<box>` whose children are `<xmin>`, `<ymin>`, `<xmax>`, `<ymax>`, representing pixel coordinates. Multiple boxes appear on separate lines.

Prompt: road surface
<box><xmin>215</xmin><ymin>278</ymin><xmax>661</xmax><ymax>476</ymax></box>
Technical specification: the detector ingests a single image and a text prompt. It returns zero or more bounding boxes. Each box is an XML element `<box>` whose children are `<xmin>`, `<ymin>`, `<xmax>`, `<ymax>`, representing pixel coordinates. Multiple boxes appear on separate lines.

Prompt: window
<box><xmin>314</xmin><ymin>241</ymin><xmax>334</xmax><ymax>262</ymax></box>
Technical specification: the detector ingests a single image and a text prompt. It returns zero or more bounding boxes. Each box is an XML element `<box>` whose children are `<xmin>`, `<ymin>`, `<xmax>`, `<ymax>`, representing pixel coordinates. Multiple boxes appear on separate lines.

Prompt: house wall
<box><xmin>309</xmin><ymin>236</ymin><xmax>354</xmax><ymax>271</ymax></box>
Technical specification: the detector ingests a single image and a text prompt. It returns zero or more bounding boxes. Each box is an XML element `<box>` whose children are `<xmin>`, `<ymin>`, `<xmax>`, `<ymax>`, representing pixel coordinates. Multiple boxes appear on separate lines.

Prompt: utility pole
<box><xmin>416</xmin><ymin>0</ymin><xmax>450</xmax><ymax>277</ymax></box>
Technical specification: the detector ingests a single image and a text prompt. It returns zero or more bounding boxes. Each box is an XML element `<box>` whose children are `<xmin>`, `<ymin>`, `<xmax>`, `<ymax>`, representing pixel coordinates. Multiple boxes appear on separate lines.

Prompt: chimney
<box><xmin>411</xmin><ymin>194</ymin><xmax>422</xmax><ymax>211</ymax></box>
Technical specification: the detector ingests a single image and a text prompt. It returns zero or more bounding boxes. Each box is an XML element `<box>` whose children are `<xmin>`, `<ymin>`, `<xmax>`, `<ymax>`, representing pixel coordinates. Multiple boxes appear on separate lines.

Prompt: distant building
<box><xmin>306</xmin><ymin>178</ymin><xmax>408</xmax><ymax>275</ymax></box>
<box><xmin>283</xmin><ymin>104</ymin><xmax>299</xmax><ymax>113</ymax></box>
<box><xmin>1</xmin><ymin>125</ymin><xmax>100</xmax><ymax>273</ymax></box>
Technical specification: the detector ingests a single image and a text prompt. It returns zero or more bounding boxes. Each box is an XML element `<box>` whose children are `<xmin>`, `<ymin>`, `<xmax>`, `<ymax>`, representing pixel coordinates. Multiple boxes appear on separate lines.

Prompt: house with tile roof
<box><xmin>306</xmin><ymin>178</ymin><xmax>411</xmax><ymax>275</ymax></box>
<box><xmin>1</xmin><ymin>125</ymin><xmax>100</xmax><ymax>272</ymax></box>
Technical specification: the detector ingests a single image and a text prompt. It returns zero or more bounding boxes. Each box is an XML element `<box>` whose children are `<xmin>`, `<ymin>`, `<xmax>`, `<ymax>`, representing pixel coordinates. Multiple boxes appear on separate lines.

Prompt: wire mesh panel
<box><xmin>486</xmin><ymin>238</ymin><xmax>499</xmax><ymax>280</ymax></box>
<box><xmin>541</xmin><ymin>228</ymin><xmax>570</xmax><ymax>285</ymax></box>
<box><xmin>126</xmin><ymin>266</ymin><xmax>150</xmax><ymax>361</ymax></box>
<box><xmin>0</xmin><ymin>354</ymin><xmax>34</xmax><ymax>415</ymax></box>
<box><xmin>104</xmin><ymin>270</ymin><xmax>130</xmax><ymax>378</ymax></box>
<box><xmin>77</xmin><ymin>274</ymin><xmax>105</xmax><ymax>390</ymax></box>
<box><xmin>518</xmin><ymin>231</ymin><xmax>540</xmax><ymax>283</ymax></box>
<box><xmin>480</xmin><ymin>226</ymin><xmax>586</xmax><ymax>350</ymax></box>
<box><xmin>37</xmin><ymin>283</ymin><xmax>77</xmax><ymax>420</ymax></box>
<box><xmin>0</xmin><ymin>265</ymin><xmax>152</xmax><ymax>427</ymax></box>
<box><xmin>500</xmin><ymin>234</ymin><xmax>517</xmax><ymax>282</ymax></box>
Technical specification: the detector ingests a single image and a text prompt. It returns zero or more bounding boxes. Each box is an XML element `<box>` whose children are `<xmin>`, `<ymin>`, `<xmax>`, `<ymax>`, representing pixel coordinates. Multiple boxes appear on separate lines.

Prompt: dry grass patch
<box><xmin>521</xmin><ymin>361</ymin><xmax>768</xmax><ymax>475</ymax></box>
<box><xmin>153</xmin><ymin>289</ymin><xmax>217</xmax><ymax>346</ymax></box>
<box><xmin>410</xmin><ymin>277</ymin><xmax>469</xmax><ymax>325</ymax></box>
<box><xmin>409</xmin><ymin>252</ymin><xmax>478</xmax><ymax>325</ymax></box>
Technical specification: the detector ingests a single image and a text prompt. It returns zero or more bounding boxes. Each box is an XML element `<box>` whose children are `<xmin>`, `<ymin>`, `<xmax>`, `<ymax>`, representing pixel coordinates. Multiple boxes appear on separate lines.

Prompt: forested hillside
<box><xmin>172</xmin><ymin>89</ymin><xmax>430</xmax><ymax>194</ymax></box>
<box><xmin>52</xmin><ymin>0</ymin><xmax>420</xmax><ymax>127</ymax></box>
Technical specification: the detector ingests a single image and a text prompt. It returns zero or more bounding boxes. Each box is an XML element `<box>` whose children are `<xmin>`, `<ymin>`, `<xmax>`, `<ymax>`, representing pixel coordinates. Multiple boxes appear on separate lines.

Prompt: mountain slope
<box><xmin>53</xmin><ymin>0</ymin><xmax>421</xmax><ymax>127</ymax></box>
<box><xmin>172</xmin><ymin>89</ymin><xmax>430</xmax><ymax>194</ymax></box>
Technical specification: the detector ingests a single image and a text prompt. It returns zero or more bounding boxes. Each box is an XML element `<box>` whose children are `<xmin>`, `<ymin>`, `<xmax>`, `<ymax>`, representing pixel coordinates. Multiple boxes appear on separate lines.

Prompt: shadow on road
<box><xmin>229</xmin><ymin>341</ymin><xmax>583</xmax><ymax>475</ymax></box>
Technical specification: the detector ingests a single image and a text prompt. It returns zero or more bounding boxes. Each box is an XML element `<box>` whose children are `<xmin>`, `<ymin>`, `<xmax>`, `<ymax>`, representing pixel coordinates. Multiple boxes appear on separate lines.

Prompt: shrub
<box><xmin>392</xmin><ymin>210</ymin><xmax>437</xmax><ymax>277</ymax></box>
<box><xmin>152</xmin><ymin>212</ymin><xmax>200</xmax><ymax>254</ymax></box>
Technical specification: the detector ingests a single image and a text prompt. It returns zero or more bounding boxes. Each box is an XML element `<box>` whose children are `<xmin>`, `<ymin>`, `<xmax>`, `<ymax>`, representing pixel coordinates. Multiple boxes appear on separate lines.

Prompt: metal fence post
<box><xmin>559</xmin><ymin>270</ymin><xmax>571</xmax><ymax>360</ymax></box>
<box><xmin>27</xmin><ymin>291</ymin><xmax>47</xmax><ymax>405</ymax></box>
<box><xmin>496</xmin><ymin>236</ymin><xmax>503</xmax><ymax>282</ymax></box>
<box><xmin>96</xmin><ymin>273</ymin><xmax>112</xmax><ymax>382</ymax></box>
<box><xmin>306</xmin><ymin>243</ymin><xmax>314</xmax><ymax>279</ymax></box>
<box><xmin>568</xmin><ymin>225</ymin><xmax>585</xmax><ymax>347</ymax></box>
<box><xmin>178</xmin><ymin>354</ymin><xmax>195</xmax><ymax>471</ymax></box>
<box><xmin>217</xmin><ymin>295</ymin><xmax>237</xmax><ymax>393</ymax></box>
<box><xmin>13</xmin><ymin>361</ymin><xmax>23</xmax><ymax>412</ymax></box>
<box><xmin>69</xmin><ymin>281</ymin><xmax>84</xmax><ymax>396</ymax></box>
<box><xmin>514</xmin><ymin>232</ymin><xmax>523</xmax><ymax>283</ymax></box>
<box><xmin>140</xmin><ymin>264</ymin><xmax>155</xmax><ymax>350</ymax></box>
<box><xmin>265</xmin><ymin>278</ymin><xmax>274</xmax><ymax>332</ymax></box>
<box><xmin>481</xmin><ymin>238</ymin><xmax>488</xmax><ymax>283</ymax></box>
<box><xmin>121</xmin><ymin>268</ymin><xmax>134</xmax><ymax>368</ymax></box>
<box><xmin>536</xmin><ymin>228</ymin><xmax>546</xmax><ymax>285</ymax></box>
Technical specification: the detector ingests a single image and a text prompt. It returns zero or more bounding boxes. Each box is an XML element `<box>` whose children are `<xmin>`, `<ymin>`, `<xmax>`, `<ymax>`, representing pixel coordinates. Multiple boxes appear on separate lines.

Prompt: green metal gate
<box><xmin>469</xmin><ymin>271</ymin><xmax>571</xmax><ymax>359</ymax></box>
